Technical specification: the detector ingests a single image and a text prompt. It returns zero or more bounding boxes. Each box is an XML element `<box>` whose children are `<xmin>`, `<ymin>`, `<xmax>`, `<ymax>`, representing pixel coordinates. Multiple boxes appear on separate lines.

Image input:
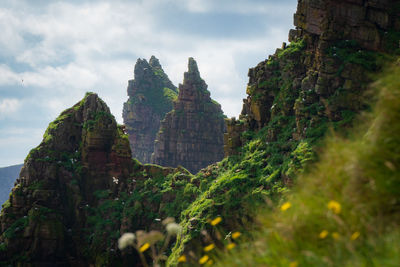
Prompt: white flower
<box><xmin>166</xmin><ymin>223</ymin><xmax>182</xmax><ymax>236</ymax></box>
<box><xmin>118</xmin><ymin>233</ymin><xmax>136</xmax><ymax>250</ymax></box>
<box><xmin>112</xmin><ymin>177</ymin><xmax>119</xmax><ymax>184</ymax></box>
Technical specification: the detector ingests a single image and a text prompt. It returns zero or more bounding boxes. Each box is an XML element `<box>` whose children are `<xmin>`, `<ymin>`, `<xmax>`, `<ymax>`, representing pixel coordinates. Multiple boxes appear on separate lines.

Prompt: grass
<box><xmin>207</xmin><ymin>62</ymin><xmax>400</xmax><ymax>266</ymax></box>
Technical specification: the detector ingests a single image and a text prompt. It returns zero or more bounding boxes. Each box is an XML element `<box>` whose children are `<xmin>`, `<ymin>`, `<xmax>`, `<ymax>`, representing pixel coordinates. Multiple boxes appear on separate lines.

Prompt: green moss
<box><xmin>213</xmin><ymin>62</ymin><xmax>400</xmax><ymax>267</ymax></box>
<box><xmin>2</xmin><ymin>216</ymin><xmax>29</xmax><ymax>239</ymax></box>
<box><xmin>277</xmin><ymin>39</ymin><xmax>306</xmax><ymax>59</ymax></box>
<box><xmin>43</xmin><ymin>112</ymin><xmax>73</xmax><ymax>143</ymax></box>
<box><xmin>127</xmin><ymin>81</ymin><xmax>177</xmax><ymax>117</ymax></box>
<box><xmin>1</xmin><ymin>199</ymin><xmax>10</xmax><ymax>210</ymax></box>
<box><xmin>27</xmin><ymin>180</ymin><xmax>44</xmax><ymax>191</ymax></box>
<box><xmin>93</xmin><ymin>190</ymin><xmax>111</xmax><ymax>199</ymax></box>
<box><xmin>28</xmin><ymin>206</ymin><xmax>58</xmax><ymax>223</ymax></box>
<box><xmin>83</xmin><ymin>111</ymin><xmax>115</xmax><ymax>132</ymax></box>
<box><xmin>328</xmin><ymin>40</ymin><xmax>386</xmax><ymax>76</ymax></box>
<box><xmin>382</xmin><ymin>30</ymin><xmax>400</xmax><ymax>53</ymax></box>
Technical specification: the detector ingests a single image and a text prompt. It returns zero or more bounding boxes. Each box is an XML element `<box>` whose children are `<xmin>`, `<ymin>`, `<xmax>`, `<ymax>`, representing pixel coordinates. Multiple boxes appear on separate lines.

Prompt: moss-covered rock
<box><xmin>151</xmin><ymin>58</ymin><xmax>226</xmax><ymax>174</ymax></box>
<box><xmin>123</xmin><ymin>56</ymin><xmax>178</xmax><ymax>164</ymax></box>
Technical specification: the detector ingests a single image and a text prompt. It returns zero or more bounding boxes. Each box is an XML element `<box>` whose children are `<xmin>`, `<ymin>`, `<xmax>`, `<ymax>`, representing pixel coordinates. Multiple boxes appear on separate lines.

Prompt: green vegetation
<box><xmin>83</xmin><ymin>111</ymin><xmax>115</xmax><ymax>131</ymax></box>
<box><xmin>3</xmin><ymin>216</ymin><xmax>28</xmax><ymax>239</ymax></box>
<box><xmin>327</xmin><ymin>40</ymin><xmax>390</xmax><ymax>75</ymax></box>
<box><xmin>277</xmin><ymin>39</ymin><xmax>306</xmax><ymax>59</ymax></box>
<box><xmin>178</xmin><ymin>63</ymin><xmax>400</xmax><ymax>266</ymax></box>
<box><xmin>43</xmin><ymin>112</ymin><xmax>73</xmax><ymax>143</ymax></box>
<box><xmin>127</xmin><ymin>65</ymin><xmax>178</xmax><ymax>116</ymax></box>
<box><xmin>382</xmin><ymin>29</ymin><xmax>400</xmax><ymax>53</ymax></box>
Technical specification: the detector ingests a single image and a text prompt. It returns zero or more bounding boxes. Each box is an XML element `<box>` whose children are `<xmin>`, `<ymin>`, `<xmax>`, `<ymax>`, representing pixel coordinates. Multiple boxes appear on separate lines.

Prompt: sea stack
<box><xmin>151</xmin><ymin>58</ymin><xmax>226</xmax><ymax>173</ymax></box>
<box><xmin>122</xmin><ymin>56</ymin><xmax>178</xmax><ymax>163</ymax></box>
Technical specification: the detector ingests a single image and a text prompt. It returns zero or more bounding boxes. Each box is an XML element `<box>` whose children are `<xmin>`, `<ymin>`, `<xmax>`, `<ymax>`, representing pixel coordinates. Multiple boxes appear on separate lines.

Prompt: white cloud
<box><xmin>0</xmin><ymin>8</ymin><xmax>25</xmax><ymax>55</ymax></box>
<box><xmin>23</xmin><ymin>64</ymin><xmax>99</xmax><ymax>90</ymax></box>
<box><xmin>0</xmin><ymin>98</ymin><xmax>21</xmax><ymax>118</ymax></box>
<box><xmin>0</xmin><ymin>64</ymin><xmax>21</xmax><ymax>85</ymax></box>
<box><xmin>177</xmin><ymin>0</ymin><xmax>295</xmax><ymax>15</ymax></box>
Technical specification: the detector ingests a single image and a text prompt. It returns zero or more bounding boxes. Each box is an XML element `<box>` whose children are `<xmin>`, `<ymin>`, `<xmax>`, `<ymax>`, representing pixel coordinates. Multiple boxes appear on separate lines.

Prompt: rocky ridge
<box><xmin>151</xmin><ymin>58</ymin><xmax>226</xmax><ymax>174</ymax></box>
<box><xmin>123</xmin><ymin>56</ymin><xmax>178</xmax><ymax>164</ymax></box>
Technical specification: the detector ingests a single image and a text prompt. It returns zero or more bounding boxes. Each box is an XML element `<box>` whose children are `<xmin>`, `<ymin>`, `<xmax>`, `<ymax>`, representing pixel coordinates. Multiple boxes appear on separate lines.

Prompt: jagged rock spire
<box><xmin>123</xmin><ymin>57</ymin><xmax>177</xmax><ymax>163</ymax></box>
<box><xmin>149</xmin><ymin>55</ymin><xmax>162</xmax><ymax>69</ymax></box>
<box><xmin>183</xmin><ymin>57</ymin><xmax>204</xmax><ymax>86</ymax></box>
<box><xmin>187</xmin><ymin>57</ymin><xmax>200</xmax><ymax>75</ymax></box>
<box><xmin>151</xmin><ymin>57</ymin><xmax>226</xmax><ymax>173</ymax></box>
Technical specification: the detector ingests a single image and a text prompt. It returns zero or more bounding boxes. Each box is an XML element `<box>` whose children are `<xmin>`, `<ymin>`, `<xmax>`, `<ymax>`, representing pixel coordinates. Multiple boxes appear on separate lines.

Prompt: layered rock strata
<box><xmin>123</xmin><ymin>56</ymin><xmax>177</xmax><ymax>163</ymax></box>
<box><xmin>224</xmin><ymin>0</ymin><xmax>400</xmax><ymax>155</ymax></box>
<box><xmin>151</xmin><ymin>58</ymin><xmax>226</xmax><ymax>173</ymax></box>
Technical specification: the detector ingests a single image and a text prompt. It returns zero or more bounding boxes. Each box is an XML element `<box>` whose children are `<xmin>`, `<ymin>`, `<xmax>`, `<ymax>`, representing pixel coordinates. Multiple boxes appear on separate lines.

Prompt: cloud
<box><xmin>0</xmin><ymin>98</ymin><xmax>21</xmax><ymax>118</ymax></box>
<box><xmin>175</xmin><ymin>0</ymin><xmax>295</xmax><ymax>15</ymax></box>
<box><xmin>0</xmin><ymin>64</ymin><xmax>21</xmax><ymax>86</ymax></box>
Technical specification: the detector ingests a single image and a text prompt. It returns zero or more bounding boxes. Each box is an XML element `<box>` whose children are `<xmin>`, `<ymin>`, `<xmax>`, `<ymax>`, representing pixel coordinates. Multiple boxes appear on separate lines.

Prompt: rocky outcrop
<box><xmin>151</xmin><ymin>58</ymin><xmax>226</xmax><ymax>174</ymax></box>
<box><xmin>0</xmin><ymin>93</ymin><xmax>133</xmax><ymax>266</ymax></box>
<box><xmin>0</xmin><ymin>93</ymin><xmax>192</xmax><ymax>266</ymax></box>
<box><xmin>123</xmin><ymin>56</ymin><xmax>177</xmax><ymax>163</ymax></box>
<box><xmin>224</xmin><ymin>0</ymin><xmax>400</xmax><ymax>156</ymax></box>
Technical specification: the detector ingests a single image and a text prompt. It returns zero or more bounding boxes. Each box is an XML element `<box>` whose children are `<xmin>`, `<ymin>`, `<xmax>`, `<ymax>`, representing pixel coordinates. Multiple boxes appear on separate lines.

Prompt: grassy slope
<box><xmin>210</xmin><ymin>62</ymin><xmax>400</xmax><ymax>266</ymax></box>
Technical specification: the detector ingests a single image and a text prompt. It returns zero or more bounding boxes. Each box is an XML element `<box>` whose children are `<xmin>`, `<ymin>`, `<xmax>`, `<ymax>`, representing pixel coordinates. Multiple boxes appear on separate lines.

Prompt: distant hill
<box><xmin>0</xmin><ymin>164</ymin><xmax>22</xmax><ymax>206</ymax></box>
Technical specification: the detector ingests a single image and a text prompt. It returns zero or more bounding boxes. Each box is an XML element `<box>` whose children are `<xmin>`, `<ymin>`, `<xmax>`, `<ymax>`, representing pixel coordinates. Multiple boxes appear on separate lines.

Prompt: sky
<box><xmin>0</xmin><ymin>0</ymin><xmax>297</xmax><ymax>167</ymax></box>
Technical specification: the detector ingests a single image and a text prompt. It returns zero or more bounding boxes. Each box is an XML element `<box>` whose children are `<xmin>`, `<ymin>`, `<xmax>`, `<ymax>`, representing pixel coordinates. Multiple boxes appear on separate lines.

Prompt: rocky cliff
<box><xmin>151</xmin><ymin>58</ymin><xmax>226</xmax><ymax>174</ymax></box>
<box><xmin>123</xmin><ymin>56</ymin><xmax>178</xmax><ymax>163</ymax></box>
<box><xmin>0</xmin><ymin>93</ymin><xmax>131</xmax><ymax>265</ymax></box>
<box><xmin>224</xmin><ymin>0</ymin><xmax>400</xmax><ymax>155</ymax></box>
<box><xmin>168</xmin><ymin>1</ymin><xmax>400</xmax><ymax>264</ymax></box>
<box><xmin>0</xmin><ymin>93</ymin><xmax>196</xmax><ymax>266</ymax></box>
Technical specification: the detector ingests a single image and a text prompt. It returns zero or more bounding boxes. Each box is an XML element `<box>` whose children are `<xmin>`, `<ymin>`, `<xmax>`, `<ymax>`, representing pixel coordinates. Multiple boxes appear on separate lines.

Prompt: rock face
<box><xmin>0</xmin><ymin>93</ymin><xmax>194</xmax><ymax>266</ymax></box>
<box><xmin>123</xmin><ymin>56</ymin><xmax>178</xmax><ymax>163</ymax></box>
<box><xmin>224</xmin><ymin>0</ymin><xmax>400</xmax><ymax>155</ymax></box>
<box><xmin>151</xmin><ymin>58</ymin><xmax>226</xmax><ymax>173</ymax></box>
<box><xmin>0</xmin><ymin>93</ymin><xmax>133</xmax><ymax>266</ymax></box>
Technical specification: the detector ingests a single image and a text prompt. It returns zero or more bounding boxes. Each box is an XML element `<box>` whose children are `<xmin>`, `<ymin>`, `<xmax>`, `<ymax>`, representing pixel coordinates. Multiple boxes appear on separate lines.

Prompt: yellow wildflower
<box><xmin>211</xmin><ymin>217</ymin><xmax>222</xmax><ymax>226</ymax></box>
<box><xmin>226</xmin><ymin>243</ymin><xmax>236</xmax><ymax>250</ymax></box>
<box><xmin>204</xmin><ymin>244</ymin><xmax>215</xmax><ymax>252</ymax></box>
<box><xmin>139</xmin><ymin>242</ymin><xmax>150</xmax><ymax>252</ymax></box>
<box><xmin>178</xmin><ymin>255</ymin><xmax>187</xmax><ymax>262</ymax></box>
<box><xmin>289</xmin><ymin>261</ymin><xmax>298</xmax><ymax>267</ymax></box>
<box><xmin>332</xmin><ymin>232</ymin><xmax>340</xmax><ymax>240</ymax></box>
<box><xmin>199</xmin><ymin>255</ymin><xmax>209</xmax><ymax>264</ymax></box>
<box><xmin>319</xmin><ymin>230</ymin><xmax>329</xmax><ymax>239</ymax></box>
<box><xmin>351</xmin><ymin>231</ymin><xmax>360</xmax><ymax>241</ymax></box>
<box><xmin>327</xmin><ymin>200</ymin><xmax>341</xmax><ymax>214</ymax></box>
<box><xmin>206</xmin><ymin>259</ymin><xmax>214</xmax><ymax>265</ymax></box>
<box><xmin>280</xmin><ymin>202</ymin><xmax>292</xmax><ymax>211</ymax></box>
<box><xmin>232</xmin><ymin>231</ymin><xmax>241</xmax><ymax>239</ymax></box>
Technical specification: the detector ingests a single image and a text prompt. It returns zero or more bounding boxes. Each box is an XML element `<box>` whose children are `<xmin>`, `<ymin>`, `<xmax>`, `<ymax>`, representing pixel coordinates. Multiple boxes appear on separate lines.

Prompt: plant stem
<box><xmin>138</xmin><ymin>251</ymin><xmax>149</xmax><ymax>267</ymax></box>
